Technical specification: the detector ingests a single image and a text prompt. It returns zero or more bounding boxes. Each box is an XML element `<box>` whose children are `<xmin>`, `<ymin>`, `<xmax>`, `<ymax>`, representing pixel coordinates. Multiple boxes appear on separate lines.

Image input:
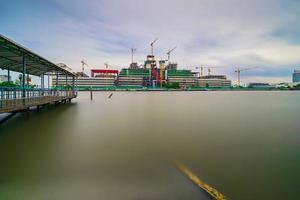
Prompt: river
<box><xmin>0</xmin><ymin>91</ymin><xmax>300</xmax><ymax>199</ymax></box>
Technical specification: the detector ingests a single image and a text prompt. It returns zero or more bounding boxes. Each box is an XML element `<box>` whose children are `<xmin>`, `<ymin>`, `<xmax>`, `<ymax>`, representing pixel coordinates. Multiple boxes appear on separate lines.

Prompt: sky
<box><xmin>1</xmin><ymin>0</ymin><xmax>300</xmax><ymax>84</ymax></box>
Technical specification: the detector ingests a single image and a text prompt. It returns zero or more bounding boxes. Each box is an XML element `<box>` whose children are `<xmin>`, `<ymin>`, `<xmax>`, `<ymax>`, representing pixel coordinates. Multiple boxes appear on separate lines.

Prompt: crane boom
<box><xmin>130</xmin><ymin>48</ymin><xmax>137</xmax><ymax>63</ymax></box>
<box><xmin>167</xmin><ymin>46</ymin><xmax>177</xmax><ymax>61</ymax></box>
<box><xmin>150</xmin><ymin>38</ymin><xmax>159</xmax><ymax>55</ymax></box>
<box><xmin>235</xmin><ymin>67</ymin><xmax>258</xmax><ymax>86</ymax></box>
<box><xmin>81</xmin><ymin>60</ymin><xmax>89</xmax><ymax>73</ymax></box>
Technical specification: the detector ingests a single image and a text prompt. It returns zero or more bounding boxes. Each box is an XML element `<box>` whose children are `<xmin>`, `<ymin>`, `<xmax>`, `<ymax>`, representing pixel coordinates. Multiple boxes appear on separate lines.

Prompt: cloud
<box><xmin>1</xmin><ymin>0</ymin><xmax>300</xmax><ymax>83</ymax></box>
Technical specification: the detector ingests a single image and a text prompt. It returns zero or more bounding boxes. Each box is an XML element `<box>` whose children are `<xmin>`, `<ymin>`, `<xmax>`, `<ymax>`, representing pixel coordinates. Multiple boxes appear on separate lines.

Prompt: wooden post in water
<box><xmin>90</xmin><ymin>87</ymin><xmax>93</xmax><ymax>100</ymax></box>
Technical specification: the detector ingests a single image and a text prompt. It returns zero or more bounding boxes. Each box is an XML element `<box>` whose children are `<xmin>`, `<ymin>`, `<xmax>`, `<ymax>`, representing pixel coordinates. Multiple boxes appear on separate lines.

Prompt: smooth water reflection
<box><xmin>0</xmin><ymin>91</ymin><xmax>300</xmax><ymax>200</ymax></box>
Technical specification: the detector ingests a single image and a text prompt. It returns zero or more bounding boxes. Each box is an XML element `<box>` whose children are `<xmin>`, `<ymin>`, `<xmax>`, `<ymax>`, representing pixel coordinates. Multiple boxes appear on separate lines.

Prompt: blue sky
<box><xmin>1</xmin><ymin>0</ymin><xmax>300</xmax><ymax>84</ymax></box>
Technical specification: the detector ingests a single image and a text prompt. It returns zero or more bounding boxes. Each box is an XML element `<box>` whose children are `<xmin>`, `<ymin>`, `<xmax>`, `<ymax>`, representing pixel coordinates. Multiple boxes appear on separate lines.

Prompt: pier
<box><xmin>0</xmin><ymin>34</ymin><xmax>77</xmax><ymax>114</ymax></box>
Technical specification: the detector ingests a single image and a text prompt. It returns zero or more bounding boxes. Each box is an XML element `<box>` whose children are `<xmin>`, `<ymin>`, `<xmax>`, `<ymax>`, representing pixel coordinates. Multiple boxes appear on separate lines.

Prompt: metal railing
<box><xmin>0</xmin><ymin>87</ymin><xmax>77</xmax><ymax>113</ymax></box>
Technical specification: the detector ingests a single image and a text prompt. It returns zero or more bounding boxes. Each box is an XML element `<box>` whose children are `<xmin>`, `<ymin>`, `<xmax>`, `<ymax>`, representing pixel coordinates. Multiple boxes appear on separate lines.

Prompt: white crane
<box><xmin>81</xmin><ymin>60</ymin><xmax>89</xmax><ymax>73</ymax></box>
<box><xmin>235</xmin><ymin>67</ymin><xmax>258</xmax><ymax>86</ymax></box>
<box><xmin>166</xmin><ymin>46</ymin><xmax>177</xmax><ymax>61</ymax></box>
<box><xmin>196</xmin><ymin>66</ymin><xmax>215</xmax><ymax>76</ymax></box>
<box><xmin>130</xmin><ymin>48</ymin><xmax>137</xmax><ymax>63</ymax></box>
<box><xmin>150</xmin><ymin>38</ymin><xmax>159</xmax><ymax>55</ymax></box>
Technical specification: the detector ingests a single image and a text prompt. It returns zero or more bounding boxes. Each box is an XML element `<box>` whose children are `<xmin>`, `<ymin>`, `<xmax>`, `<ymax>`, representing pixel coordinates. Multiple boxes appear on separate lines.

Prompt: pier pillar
<box><xmin>22</xmin><ymin>55</ymin><xmax>26</xmax><ymax>98</ymax></box>
<box><xmin>7</xmin><ymin>67</ymin><xmax>10</xmax><ymax>82</ymax></box>
<box><xmin>72</xmin><ymin>76</ymin><xmax>75</xmax><ymax>96</ymax></box>
<box><xmin>41</xmin><ymin>74</ymin><xmax>44</xmax><ymax>96</ymax></box>
<box><xmin>48</xmin><ymin>75</ymin><xmax>50</xmax><ymax>89</ymax></box>
<box><xmin>56</xmin><ymin>71</ymin><xmax>58</xmax><ymax>88</ymax></box>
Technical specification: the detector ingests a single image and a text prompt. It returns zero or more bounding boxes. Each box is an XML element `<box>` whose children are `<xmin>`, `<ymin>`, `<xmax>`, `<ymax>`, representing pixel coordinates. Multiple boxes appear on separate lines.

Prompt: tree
<box><xmin>0</xmin><ymin>81</ymin><xmax>17</xmax><ymax>87</ymax></box>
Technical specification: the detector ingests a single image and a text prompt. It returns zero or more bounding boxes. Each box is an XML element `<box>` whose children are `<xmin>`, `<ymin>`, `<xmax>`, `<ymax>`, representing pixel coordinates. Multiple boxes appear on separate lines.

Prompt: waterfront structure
<box><xmin>117</xmin><ymin>68</ymin><xmax>151</xmax><ymax>87</ymax></box>
<box><xmin>91</xmin><ymin>69</ymin><xmax>118</xmax><ymax>78</ymax></box>
<box><xmin>0</xmin><ymin>34</ymin><xmax>76</xmax><ymax>114</ymax></box>
<box><xmin>129</xmin><ymin>62</ymin><xmax>139</xmax><ymax>69</ymax></box>
<box><xmin>293</xmin><ymin>69</ymin><xmax>300</xmax><ymax>83</ymax></box>
<box><xmin>248</xmin><ymin>82</ymin><xmax>272</xmax><ymax>89</ymax></box>
<box><xmin>166</xmin><ymin>69</ymin><xmax>197</xmax><ymax>86</ymax></box>
<box><xmin>52</xmin><ymin>75</ymin><xmax>116</xmax><ymax>89</ymax></box>
<box><xmin>144</xmin><ymin>55</ymin><xmax>157</xmax><ymax>69</ymax></box>
<box><xmin>53</xmin><ymin>69</ymin><xmax>118</xmax><ymax>90</ymax></box>
<box><xmin>165</xmin><ymin>62</ymin><xmax>178</xmax><ymax>70</ymax></box>
<box><xmin>198</xmin><ymin>75</ymin><xmax>231</xmax><ymax>87</ymax></box>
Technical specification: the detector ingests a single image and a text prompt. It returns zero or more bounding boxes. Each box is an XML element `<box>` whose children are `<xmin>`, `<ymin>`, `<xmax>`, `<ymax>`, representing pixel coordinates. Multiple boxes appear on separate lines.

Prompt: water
<box><xmin>0</xmin><ymin>91</ymin><xmax>300</xmax><ymax>200</ymax></box>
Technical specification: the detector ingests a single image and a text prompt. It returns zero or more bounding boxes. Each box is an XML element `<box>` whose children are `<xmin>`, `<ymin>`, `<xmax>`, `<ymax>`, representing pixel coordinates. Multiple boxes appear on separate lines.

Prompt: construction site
<box><xmin>53</xmin><ymin>38</ymin><xmax>237</xmax><ymax>91</ymax></box>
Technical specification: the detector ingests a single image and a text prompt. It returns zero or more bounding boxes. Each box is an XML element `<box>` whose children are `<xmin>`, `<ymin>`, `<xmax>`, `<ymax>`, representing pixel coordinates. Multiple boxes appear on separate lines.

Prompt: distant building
<box><xmin>165</xmin><ymin>62</ymin><xmax>178</xmax><ymax>70</ymax></box>
<box><xmin>52</xmin><ymin>75</ymin><xmax>115</xmax><ymax>89</ymax></box>
<box><xmin>166</xmin><ymin>69</ymin><xmax>196</xmax><ymax>86</ymax></box>
<box><xmin>117</xmin><ymin>69</ymin><xmax>151</xmax><ymax>87</ymax></box>
<box><xmin>129</xmin><ymin>62</ymin><xmax>139</xmax><ymax>69</ymax></box>
<box><xmin>0</xmin><ymin>75</ymin><xmax>10</xmax><ymax>83</ymax></box>
<box><xmin>248</xmin><ymin>83</ymin><xmax>272</xmax><ymax>88</ymax></box>
<box><xmin>144</xmin><ymin>55</ymin><xmax>157</xmax><ymax>69</ymax></box>
<box><xmin>293</xmin><ymin>69</ymin><xmax>300</xmax><ymax>83</ymax></box>
<box><xmin>198</xmin><ymin>75</ymin><xmax>231</xmax><ymax>87</ymax></box>
<box><xmin>75</xmin><ymin>72</ymin><xmax>89</xmax><ymax>77</ymax></box>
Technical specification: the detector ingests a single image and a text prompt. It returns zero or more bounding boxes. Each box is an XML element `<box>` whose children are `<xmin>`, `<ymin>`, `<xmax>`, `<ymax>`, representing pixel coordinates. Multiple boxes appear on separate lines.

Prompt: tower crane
<box><xmin>196</xmin><ymin>66</ymin><xmax>215</xmax><ymax>76</ymax></box>
<box><xmin>166</xmin><ymin>46</ymin><xmax>177</xmax><ymax>61</ymax></box>
<box><xmin>150</xmin><ymin>38</ymin><xmax>159</xmax><ymax>55</ymax></box>
<box><xmin>81</xmin><ymin>60</ymin><xmax>89</xmax><ymax>73</ymax></box>
<box><xmin>235</xmin><ymin>67</ymin><xmax>258</xmax><ymax>86</ymax></box>
<box><xmin>130</xmin><ymin>48</ymin><xmax>137</xmax><ymax>63</ymax></box>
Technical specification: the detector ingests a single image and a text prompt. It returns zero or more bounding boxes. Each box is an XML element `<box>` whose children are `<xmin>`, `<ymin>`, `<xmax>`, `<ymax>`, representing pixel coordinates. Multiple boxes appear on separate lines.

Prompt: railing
<box><xmin>0</xmin><ymin>87</ymin><xmax>77</xmax><ymax>113</ymax></box>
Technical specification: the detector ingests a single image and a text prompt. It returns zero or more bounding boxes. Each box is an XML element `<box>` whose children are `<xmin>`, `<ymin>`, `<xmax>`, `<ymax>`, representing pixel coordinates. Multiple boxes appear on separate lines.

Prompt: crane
<box><xmin>150</xmin><ymin>38</ymin><xmax>159</xmax><ymax>55</ymax></box>
<box><xmin>196</xmin><ymin>66</ymin><xmax>215</xmax><ymax>76</ymax></box>
<box><xmin>130</xmin><ymin>48</ymin><xmax>137</xmax><ymax>63</ymax></box>
<box><xmin>235</xmin><ymin>67</ymin><xmax>258</xmax><ymax>86</ymax></box>
<box><xmin>166</xmin><ymin>46</ymin><xmax>177</xmax><ymax>61</ymax></box>
<box><xmin>81</xmin><ymin>60</ymin><xmax>89</xmax><ymax>73</ymax></box>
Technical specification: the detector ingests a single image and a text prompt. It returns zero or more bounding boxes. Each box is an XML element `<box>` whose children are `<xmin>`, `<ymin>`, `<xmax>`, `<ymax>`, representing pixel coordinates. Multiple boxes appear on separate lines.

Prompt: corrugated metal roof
<box><xmin>0</xmin><ymin>34</ymin><xmax>75</xmax><ymax>77</ymax></box>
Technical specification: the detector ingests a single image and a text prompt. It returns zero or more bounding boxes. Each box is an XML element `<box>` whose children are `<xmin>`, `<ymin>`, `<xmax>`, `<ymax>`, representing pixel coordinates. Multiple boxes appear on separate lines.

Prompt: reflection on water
<box><xmin>0</xmin><ymin>91</ymin><xmax>300</xmax><ymax>200</ymax></box>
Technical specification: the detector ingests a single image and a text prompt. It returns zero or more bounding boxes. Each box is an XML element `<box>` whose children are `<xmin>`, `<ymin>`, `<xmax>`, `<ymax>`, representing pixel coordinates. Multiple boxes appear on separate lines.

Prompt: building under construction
<box><xmin>53</xmin><ymin>38</ymin><xmax>232</xmax><ymax>90</ymax></box>
<box><xmin>198</xmin><ymin>75</ymin><xmax>231</xmax><ymax>87</ymax></box>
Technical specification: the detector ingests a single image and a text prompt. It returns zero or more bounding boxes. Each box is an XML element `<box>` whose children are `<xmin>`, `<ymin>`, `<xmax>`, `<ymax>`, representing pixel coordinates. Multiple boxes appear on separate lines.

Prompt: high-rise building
<box><xmin>293</xmin><ymin>69</ymin><xmax>300</xmax><ymax>83</ymax></box>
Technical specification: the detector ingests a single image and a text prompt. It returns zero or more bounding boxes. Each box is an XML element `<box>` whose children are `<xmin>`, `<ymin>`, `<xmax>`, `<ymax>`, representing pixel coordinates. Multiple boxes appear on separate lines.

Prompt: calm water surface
<box><xmin>0</xmin><ymin>91</ymin><xmax>300</xmax><ymax>200</ymax></box>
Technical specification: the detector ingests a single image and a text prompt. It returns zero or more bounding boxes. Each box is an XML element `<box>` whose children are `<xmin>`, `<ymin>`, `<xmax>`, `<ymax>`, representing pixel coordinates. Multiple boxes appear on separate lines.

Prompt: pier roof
<box><xmin>0</xmin><ymin>34</ymin><xmax>75</xmax><ymax>77</ymax></box>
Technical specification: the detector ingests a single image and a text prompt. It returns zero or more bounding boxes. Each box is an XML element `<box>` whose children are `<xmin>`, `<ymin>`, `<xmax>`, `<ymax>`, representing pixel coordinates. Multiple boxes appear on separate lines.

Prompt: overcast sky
<box><xmin>1</xmin><ymin>0</ymin><xmax>300</xmax><ymax>84</ymax></box>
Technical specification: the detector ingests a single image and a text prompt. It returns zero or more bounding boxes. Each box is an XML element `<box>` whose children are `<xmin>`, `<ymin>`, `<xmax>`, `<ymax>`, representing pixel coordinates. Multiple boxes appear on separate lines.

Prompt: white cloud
<box><xmin>2</xmin><ymin>0</ymin><xmax>300</xmax><ymax>82</ymax></box>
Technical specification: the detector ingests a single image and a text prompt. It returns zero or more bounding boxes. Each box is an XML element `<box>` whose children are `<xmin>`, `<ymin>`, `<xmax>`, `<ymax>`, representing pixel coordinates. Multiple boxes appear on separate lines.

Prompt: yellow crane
<box><xmin>159</xmin><ymin>60</ymin><xmax>166</xmax><ymax>88</ymax></box>
<box><xmin>235</xmin><ymin>67</ymin><xmax>258</xmax><ymax>86</ymax></box>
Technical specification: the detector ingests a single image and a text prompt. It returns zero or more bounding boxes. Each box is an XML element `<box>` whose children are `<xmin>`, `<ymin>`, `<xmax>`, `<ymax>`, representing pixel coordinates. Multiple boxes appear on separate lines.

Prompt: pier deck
<box><xmin>0</xmin><ymin>90</ymin><xmax>76</xmax><ymax>114</ymax></box>
<box><xmin>0</xmin><ymin>34</ymin><xmax>77</xmax><ymax>115</ymax></box>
